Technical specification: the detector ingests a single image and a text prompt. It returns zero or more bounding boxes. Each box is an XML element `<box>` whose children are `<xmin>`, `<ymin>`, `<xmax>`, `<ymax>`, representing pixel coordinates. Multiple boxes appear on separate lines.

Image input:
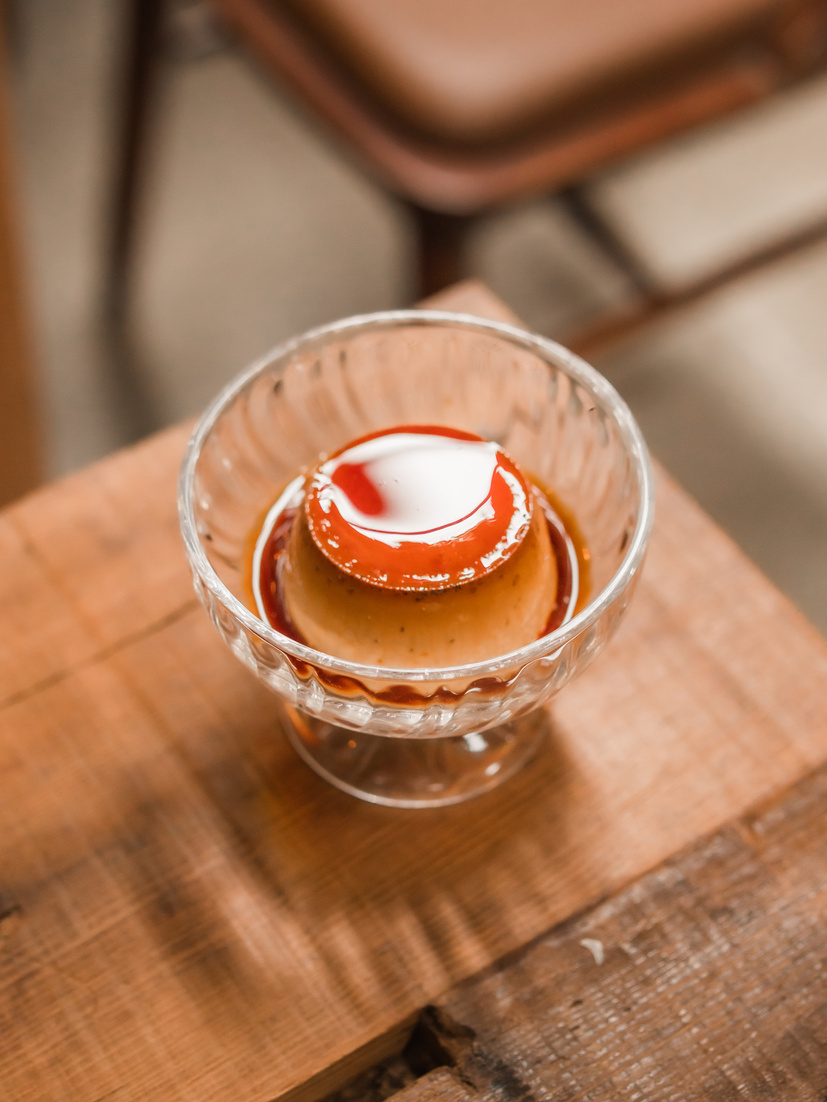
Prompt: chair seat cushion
<box><xmin>280</xmin><ymin>0</ymin><xmax>781</xmax><ymax>145</ymax></box>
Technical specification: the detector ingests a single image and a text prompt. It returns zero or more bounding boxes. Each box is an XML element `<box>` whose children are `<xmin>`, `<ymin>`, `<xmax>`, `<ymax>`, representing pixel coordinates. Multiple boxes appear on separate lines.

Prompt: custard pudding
<box><xmin>251</xmin><ymin>426</ymin><xmax>582</xmax><ymax>667</ymax></box>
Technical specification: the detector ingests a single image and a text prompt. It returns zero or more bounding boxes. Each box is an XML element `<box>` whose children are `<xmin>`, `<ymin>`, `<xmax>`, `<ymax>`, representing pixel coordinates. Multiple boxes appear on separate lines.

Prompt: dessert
<box><xmin>250</xmin><ymin>425</ymin><xmax>584</xmax><ymax>667</ymax></box>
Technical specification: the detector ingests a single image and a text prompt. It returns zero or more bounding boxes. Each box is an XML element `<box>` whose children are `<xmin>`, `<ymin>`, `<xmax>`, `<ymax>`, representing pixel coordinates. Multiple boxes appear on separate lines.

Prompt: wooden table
<box><xmin>2</xmin><ymin>282</ymin><xmax>827</xmax><ymax>1101</ymax></box>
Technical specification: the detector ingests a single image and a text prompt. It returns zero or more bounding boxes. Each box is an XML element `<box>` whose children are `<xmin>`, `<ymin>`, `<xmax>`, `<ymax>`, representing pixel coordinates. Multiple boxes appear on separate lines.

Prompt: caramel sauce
<box><xmin>256</xmin><ymin>489</ymin><xmax>583</xmax><ymax>648</ymax></box>
<box><xmin>305</xmin><ymin>425</ymin><xmax>533</xmax><ymax>590</ymax></box>
<box><xmin>253</xmin><ymin>485</ymin><xmax>588</xmax><ymax>705</ymax></box>
<box><xmin>246</xmin><ymin>426</ymin><xmax>591</xmax><ymax>706</ymax></box>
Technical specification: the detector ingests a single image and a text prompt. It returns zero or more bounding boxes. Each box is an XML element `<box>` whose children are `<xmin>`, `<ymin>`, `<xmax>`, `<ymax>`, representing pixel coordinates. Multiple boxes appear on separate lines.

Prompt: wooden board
<box><xmin>1</xmin><ymin>282</ymin><xmax>827</xmax><ymax>1100</ymax></box>
<box><xmin>395</xmin><ymin>761</ymin><xmax>827</xmax><ymax>1101</ymax></box>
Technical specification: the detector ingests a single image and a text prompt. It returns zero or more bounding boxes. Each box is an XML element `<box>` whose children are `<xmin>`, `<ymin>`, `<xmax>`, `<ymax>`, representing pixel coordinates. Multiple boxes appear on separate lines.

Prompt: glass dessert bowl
<box><xmin>179</xmin><ymin>310</ymin><xmax>654</xmax><ymax>808</ymax></box>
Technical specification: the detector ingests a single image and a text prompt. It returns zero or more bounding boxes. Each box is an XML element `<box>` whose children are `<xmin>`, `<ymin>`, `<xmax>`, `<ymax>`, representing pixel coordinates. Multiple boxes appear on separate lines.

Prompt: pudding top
<box><xmin>304</xmin><ymin>425</ymin><xmax>534</xmax><ymax>591</ymax></box>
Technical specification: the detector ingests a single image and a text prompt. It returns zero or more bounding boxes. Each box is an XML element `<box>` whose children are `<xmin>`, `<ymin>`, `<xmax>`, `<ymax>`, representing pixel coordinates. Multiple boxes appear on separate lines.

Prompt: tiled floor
<box><xmin>9</xmin><ymin>0</ymin><xmax>827</xmax><ymax>632</ymax></box>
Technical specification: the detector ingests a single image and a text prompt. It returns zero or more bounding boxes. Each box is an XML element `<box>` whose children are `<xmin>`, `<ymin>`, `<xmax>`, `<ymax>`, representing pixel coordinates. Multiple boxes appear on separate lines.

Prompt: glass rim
<box><xmin>178</xmin><ymin>309</ymin><xmax>655</xmax><ymax>681</ymax></box>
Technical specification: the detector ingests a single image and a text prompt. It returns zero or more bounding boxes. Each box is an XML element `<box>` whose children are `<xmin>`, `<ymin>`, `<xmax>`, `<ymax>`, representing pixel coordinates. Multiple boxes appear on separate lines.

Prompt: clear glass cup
<box><xmin>179</xmin><ymin>311</ymin><xmax>655</xmax><ymax>807</ymax></box>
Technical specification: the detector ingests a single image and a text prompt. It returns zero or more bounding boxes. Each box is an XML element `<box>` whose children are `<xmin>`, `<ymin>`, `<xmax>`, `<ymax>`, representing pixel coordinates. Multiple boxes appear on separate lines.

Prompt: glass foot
<box><xmin>280</xmin><ymin>705</ymin><xmax>548</xmax><ymax>808</ymax></box>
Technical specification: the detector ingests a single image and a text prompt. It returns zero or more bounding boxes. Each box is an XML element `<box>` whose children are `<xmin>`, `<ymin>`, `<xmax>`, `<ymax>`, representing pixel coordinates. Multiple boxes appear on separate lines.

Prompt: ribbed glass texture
<box><xmin>179</xmin><ymin>311</ymin><xmax>654</xmax><ymax>745</ymax></box>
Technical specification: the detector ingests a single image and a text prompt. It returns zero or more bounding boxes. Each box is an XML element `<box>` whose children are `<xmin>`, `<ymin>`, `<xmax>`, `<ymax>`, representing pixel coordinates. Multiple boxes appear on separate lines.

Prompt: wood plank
<box><xmin>1</xmin><ymin>282</ymin><xmax>826</xmax><ymax>1100</ymax></box>
<box><xmin>0</xmin><ymin>514</ymin><xmax>99</xmax><ymax>702</ymax></box>
<box><xmin>7</xmin><ymin>422</ymin><xmax>195</xmax><ymax>647</ymax></box>
<box><xmin>401</xmin><ymin>760</ymin><xmax>827</xmax><ymax>1101</ymax></box>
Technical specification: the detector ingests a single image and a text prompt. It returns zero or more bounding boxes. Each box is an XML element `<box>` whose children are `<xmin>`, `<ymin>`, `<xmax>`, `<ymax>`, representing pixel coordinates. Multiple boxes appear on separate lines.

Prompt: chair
<box><xmin>110</xmin><ymin>0</ymin><xmax>827</xmax><ymax>348</ymax></box>
<box><xmin>0</xmin><ymin>13</ymin><xmax>41</xmax><ymax>503</ymax></box>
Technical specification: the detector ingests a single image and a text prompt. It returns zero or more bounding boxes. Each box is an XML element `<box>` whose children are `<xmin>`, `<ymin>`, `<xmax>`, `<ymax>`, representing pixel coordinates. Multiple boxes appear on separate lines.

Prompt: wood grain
<box><xmin>405</xmin><ymin>761</ymin><xmax>827</xmax><ymax>1100</ymax></box>
<box><xmin>1</xmin><ymin>282</ymin><xmax>826</xmax><ymax>1100</ymax></box>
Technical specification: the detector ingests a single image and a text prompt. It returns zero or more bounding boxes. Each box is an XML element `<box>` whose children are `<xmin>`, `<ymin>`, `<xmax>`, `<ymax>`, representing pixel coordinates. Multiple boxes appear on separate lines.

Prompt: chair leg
<box><xmin>107</xmin><ymin>0</ymin><xmax>165</xmax><ymax>326</ymax></box>
<box><xmin>409</xmin><ymin>205</ymin><xmax>474</xmax><ymax>299</ymax></box>
<box><xmin>563</xmin><ymin>207</ymin><xmax>827</xmax><ymax>360</ymax></box>
<box><xmin>559</xmin><ymin>184</ymin><xmax>663</xmax><ymax>303</ymax></box>
<box><xmin>0</xmin><ymin>15</ymin><xmax>41</xmax><ymax>501</ymax></box>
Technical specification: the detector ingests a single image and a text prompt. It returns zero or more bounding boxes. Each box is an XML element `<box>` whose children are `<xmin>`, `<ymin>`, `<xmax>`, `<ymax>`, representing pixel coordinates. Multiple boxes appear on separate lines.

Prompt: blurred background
<box><xmin>4</xmin><ymin>0</ymin><xmax>827</xmax><ymax>631</ymax></box>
